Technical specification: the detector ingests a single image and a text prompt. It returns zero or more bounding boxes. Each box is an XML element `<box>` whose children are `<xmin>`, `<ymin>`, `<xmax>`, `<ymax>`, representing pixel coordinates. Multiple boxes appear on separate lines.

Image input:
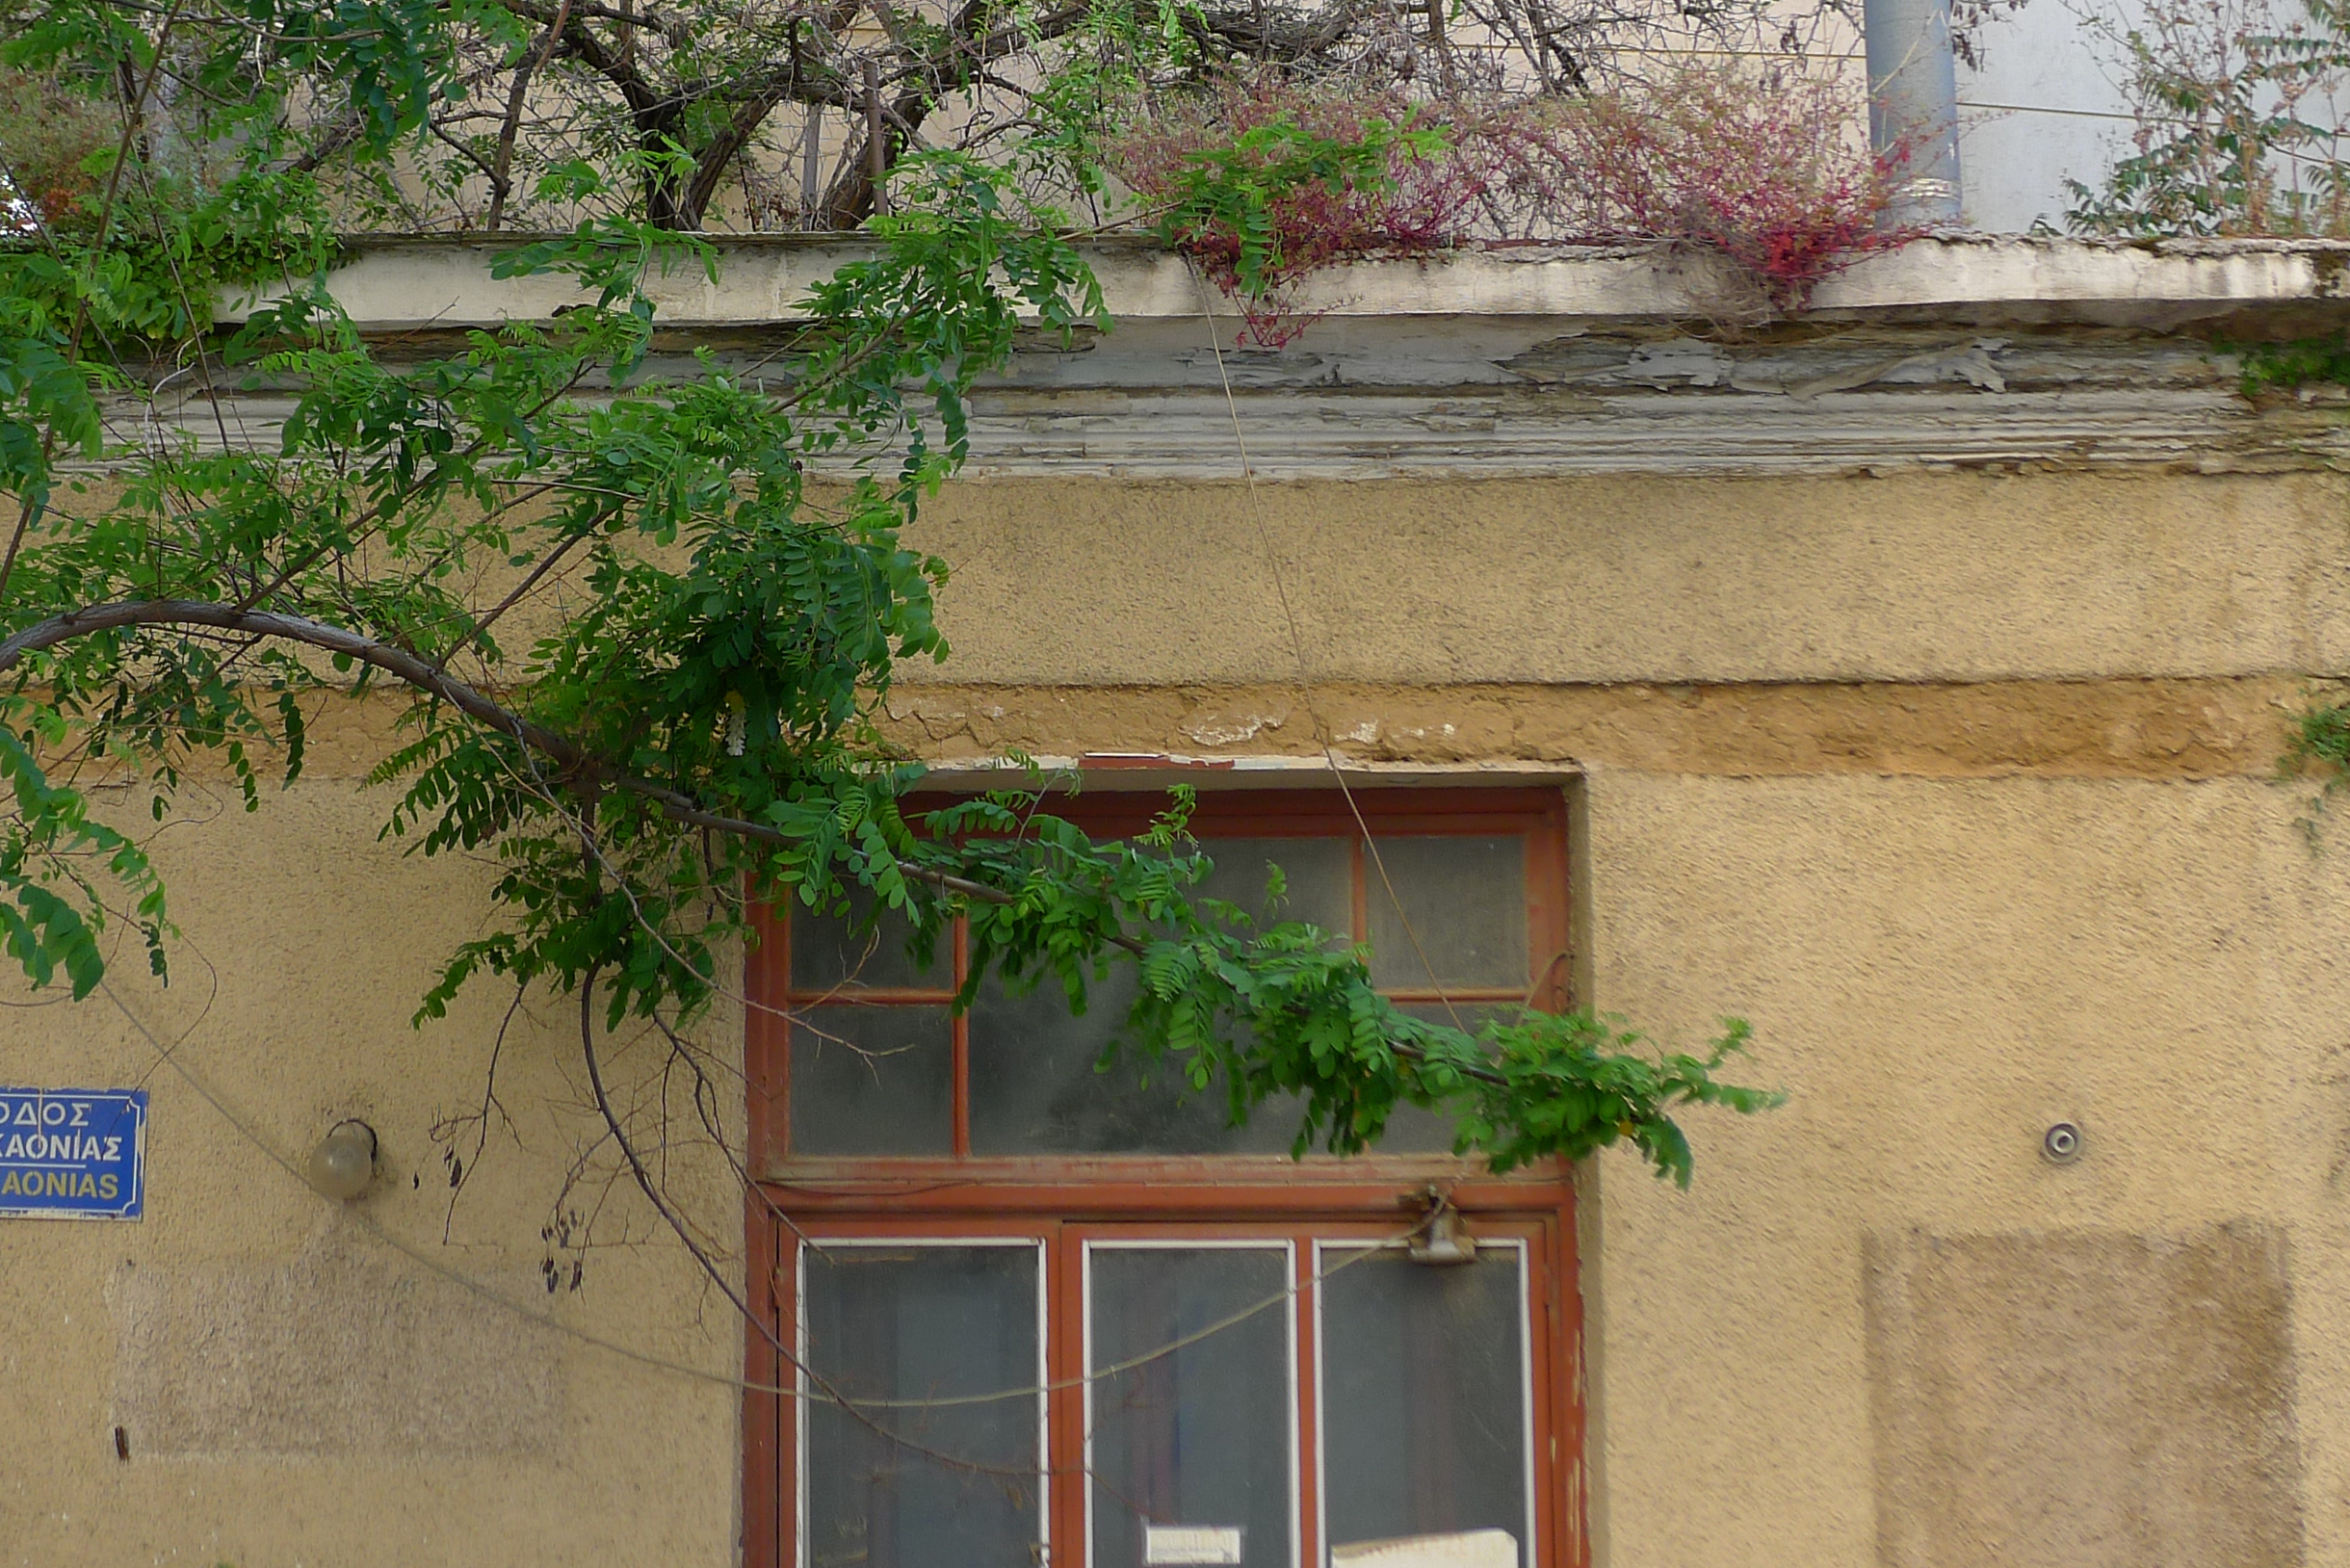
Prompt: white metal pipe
<box><xmin>1865</xmin><ymin>0</ymin><xmax>1965</xmax><ymax>226</ymax></box>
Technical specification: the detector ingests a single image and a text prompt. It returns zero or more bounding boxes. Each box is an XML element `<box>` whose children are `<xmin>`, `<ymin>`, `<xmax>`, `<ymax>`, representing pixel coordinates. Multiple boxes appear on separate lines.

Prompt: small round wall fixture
<box><xmin>2041</xmin><ymin>1121</ymin><xmax>2083</xmax><ymax>1164</ymax></box>
<box><xmin>308</xmin><ymin>1119</ymin><xmax>379</xmax><ymax>1200</ymax></box>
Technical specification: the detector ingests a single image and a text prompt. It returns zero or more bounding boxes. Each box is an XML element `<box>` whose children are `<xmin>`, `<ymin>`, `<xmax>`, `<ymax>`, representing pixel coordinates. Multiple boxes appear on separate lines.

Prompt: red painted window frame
<box><xmin>743</xmin><ymin>785</ymin><xmax>1584</xmax><ymax>1568</ymax></box>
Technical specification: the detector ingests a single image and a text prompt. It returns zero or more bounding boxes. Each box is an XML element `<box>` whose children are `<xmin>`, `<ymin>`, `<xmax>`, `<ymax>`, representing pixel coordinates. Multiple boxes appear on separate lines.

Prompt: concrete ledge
<box><xmin>176</xmin><ymin>236</ymin><xmax>2350</xmax><ymax>477</ymax></box>
<box><xmin>234</xmin><ymin>233</ymin><xmax>2350</xmax><ymax>333</ymax></box>
<box><xmin>1810</xmin><ymin>235</ymin><xmax>2350</xmax><ymax>327</ymax></box>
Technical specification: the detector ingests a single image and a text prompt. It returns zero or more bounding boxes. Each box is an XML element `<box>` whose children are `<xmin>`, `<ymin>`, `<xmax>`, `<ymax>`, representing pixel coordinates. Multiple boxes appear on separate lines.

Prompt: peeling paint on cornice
<box><xmin>168</xmin><ymin>238</ymin><xmax>2350</xmax><ymax>478</ymax></box>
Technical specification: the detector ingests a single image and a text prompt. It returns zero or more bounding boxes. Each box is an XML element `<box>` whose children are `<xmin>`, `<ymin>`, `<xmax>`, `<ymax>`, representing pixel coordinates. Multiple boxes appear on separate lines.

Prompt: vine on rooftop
<box><xmin>2068</xmin><ymin>0</ymin><xmax>2350</xmax><ymax>237</ymax></box>
<box><xmin>1111</xmin><ymin>63</ymin><xmax>1917</xmax><ymax>343</ymax></box>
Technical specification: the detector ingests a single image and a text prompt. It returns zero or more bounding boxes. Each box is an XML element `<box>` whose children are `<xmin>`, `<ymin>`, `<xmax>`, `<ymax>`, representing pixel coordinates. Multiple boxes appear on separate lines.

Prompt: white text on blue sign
<box><xmin>0</xmin><ymin>1089</ymin><xmax>146</xmax><ymax>1219</ymax></box>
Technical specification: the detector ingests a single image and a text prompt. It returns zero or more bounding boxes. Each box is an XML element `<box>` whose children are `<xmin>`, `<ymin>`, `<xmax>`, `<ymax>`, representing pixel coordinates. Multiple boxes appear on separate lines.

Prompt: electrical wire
<box><xmin>94</xmin><ymin>973</ymin><xmax>1421</xmax><ymax>1411</ymax></box>
<box><xmin>1185</xmin><ymin>258</ymin><xmax>1476</xmax><ymax>1032</ymax></box>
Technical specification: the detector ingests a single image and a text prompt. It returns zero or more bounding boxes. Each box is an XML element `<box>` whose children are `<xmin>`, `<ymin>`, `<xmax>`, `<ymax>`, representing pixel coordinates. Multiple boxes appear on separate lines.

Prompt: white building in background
<box><xmin>1957</xmin><ymin>0</ymin><xmax>2137</xmax><ymax>232</ymax></box>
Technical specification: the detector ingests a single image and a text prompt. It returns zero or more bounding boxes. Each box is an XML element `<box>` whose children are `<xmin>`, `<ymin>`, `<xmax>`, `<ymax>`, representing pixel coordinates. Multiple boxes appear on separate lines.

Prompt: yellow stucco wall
<box><xmin>0</xmin><ymin>791</ymin><xmax>747</xmax><ymax>1566</ymax></box>
<box><xmin>909</xmin><ymin>472</ymin><xmax>2350</xmax><ymax>686</ymax></box>
<box><xmin>1580</xmin><ymin>771</ymin><xmax>2340</xmax><ymax>1568</ymax></box>
<box><xmin>3</xmin><ymin>468</ymin><xmax>2343</xmax><ymax>1565</ymax></box>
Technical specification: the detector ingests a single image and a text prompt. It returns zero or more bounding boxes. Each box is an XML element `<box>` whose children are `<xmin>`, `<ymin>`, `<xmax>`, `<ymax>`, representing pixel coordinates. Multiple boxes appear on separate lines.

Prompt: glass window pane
<box><xmin>966</xmin><ymin>967</ymin><xmax>1303</xmax><ymax>1156</ymax></box>
<box><xmin>803</xmin><ymin>1244</ymin><xmax>1044</xmax><ymax>1568</ymax></box>
<box><xmin>1367</xmin><ymin>838</ymin><xmax>1528</xmax><ymax>992</ymax></box>
<box><xmin>965</xmin><ymin>835</ymin><xmax>1341</xmax><ymax>1157</ymax></box>
<box><xmin>789</xmin><ymin>886</ymin><xmax>947</xmax><ymax>993</ymax></box>
<box><xmin>790</xmin><ymin>1006</ymin><xmax>953</xmax><ymax>1157</ymax></box>
<box><xmin>1371</xmin><ymin>1005</ymin><xmax>1522</xmax><ymax>1156</ymax></box>
<box><xmin>1188</xmin><ymin>838</ymin><xmax>1351</xmax><ymax>937</ymax></box>
<box><xmin>1089</xmin><ymin>1247</ymin><xmax>1294</xmax><ymax>1568</ymax></box>
<box><xmin>1319</xmin><ymin>1247</ymin><xmax>1528</xmax><ymax>1565</ymax></box>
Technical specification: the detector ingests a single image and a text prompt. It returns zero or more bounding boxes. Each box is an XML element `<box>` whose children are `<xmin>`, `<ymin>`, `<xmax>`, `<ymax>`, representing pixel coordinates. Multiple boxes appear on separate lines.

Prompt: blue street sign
<box><xmin>0</xmin><ymin>1088</ymin><xmax>146</xmax><ymax>1219</ymax></box>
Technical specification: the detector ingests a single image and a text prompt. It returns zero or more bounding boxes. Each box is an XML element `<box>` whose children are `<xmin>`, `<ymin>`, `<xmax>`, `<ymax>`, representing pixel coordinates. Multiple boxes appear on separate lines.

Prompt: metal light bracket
<box><xmin>1407</xmin><ymin>1186</ymin><xmax>1478</xmax><ymax>1266</ymax></box>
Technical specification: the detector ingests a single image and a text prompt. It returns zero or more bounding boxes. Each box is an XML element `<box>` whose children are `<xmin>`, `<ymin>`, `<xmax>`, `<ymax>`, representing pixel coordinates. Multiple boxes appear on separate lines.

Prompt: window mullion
<box><xmin>1294</xmin><ymin>1234</ymin><xmax>1320</xmax><ymax>1568</ymax></box>
<box><xmin>1050</xmin><ymin>1222</ymin><xmax>1087</xmax><ymax>1568</ymax></box>
<box><xmin>953</xmin><ymin>912</ymin><xmax>971</xmax><ymax>1158</ymax></box>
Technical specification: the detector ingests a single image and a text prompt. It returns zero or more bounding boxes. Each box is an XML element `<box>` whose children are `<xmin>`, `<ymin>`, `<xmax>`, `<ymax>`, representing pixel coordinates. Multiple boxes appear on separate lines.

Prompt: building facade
<box><xmin>1</xmin><ymin>236</ymin><xmax>2343</xmax><ymax>1568</ymax></box>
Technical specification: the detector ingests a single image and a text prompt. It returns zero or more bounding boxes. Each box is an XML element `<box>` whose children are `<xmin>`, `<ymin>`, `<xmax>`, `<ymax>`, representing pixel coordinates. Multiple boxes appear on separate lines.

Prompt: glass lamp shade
<box><xmin>307</xmin><ymin>1120</ymin><xmax>377</xmax><ymax>1200</ymax></box>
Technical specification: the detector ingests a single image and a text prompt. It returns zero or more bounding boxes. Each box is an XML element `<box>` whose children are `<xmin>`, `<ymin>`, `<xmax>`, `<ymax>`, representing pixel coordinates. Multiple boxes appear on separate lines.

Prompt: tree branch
<box><xmin>486</xmin><ymin>0</ymin><xmax>575</xmax><ymax>231</ymax></box>
<box><xmin>0</xmin><ymin>598</ymin><xmax>1505</xmax><ymax>1087</ymax></box>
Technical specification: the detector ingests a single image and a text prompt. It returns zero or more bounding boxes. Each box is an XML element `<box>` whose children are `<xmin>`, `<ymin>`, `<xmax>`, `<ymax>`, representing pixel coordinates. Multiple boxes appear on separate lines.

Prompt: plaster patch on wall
<box><xmin>1179</xmin><ymin>704</ymin><xmax>1290</xmax><ymax>747</ymax></box>
<box><xmin>1867</xmin><ymin>1225</ymin><xmax>2303</xmax><ymax>1568</ymax></box>
<box><xmin>110</xmin><ymin>1225</ymin><xmax>563</xmax><ymax>1460</ymax></box>
<box><xmin>883</xmin><ymin>676</ymin><xmax>2287</xmax><ymax>779</ymax></box>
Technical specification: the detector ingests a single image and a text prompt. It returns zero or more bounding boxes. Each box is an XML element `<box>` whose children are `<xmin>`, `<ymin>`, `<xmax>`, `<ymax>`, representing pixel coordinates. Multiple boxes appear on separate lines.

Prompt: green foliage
<box><xmin>2232</xmin><ymin>331</ymin><xmax>2350</xmax><ymax>395</ymax></box>
<box><xmin>0</xmin><ymin>712</ymin><xmax>169</xmax><ymax>997</ymax></box>
<box><xmin>0</xmin><ymin>0</ymin><xmax>1774</xmax><ymax>1189</ymax></box>
<box><xmin>1147</xmin><ymin>111</ymin><xmax>1447</xmax><ymax>301</ymax></box>
<box><xmin>5</xmin><ymin>169</ymin><xmax>338</xmax><ymax>345</ymax></box>
<box><xmin>4</xmin><ymin>0</ymin><xmax>469</xmax><ymax>158</ymax></box>
<box><xmin>915</xmin><ymin>789</ymin><xmax>1774</xmax><ymax>1184</ymax></box>
<box><xmin>2069</xmin><ymin>0</ymin><xmax>2350</xmax><ymax>238</ymax></box>
<box><xmin>0</xmin><ymin>65</ymin><xmax>116</xmax><ymax>221</ymax></box>
<box><xmin>1021</xmin><ymin>0</ymin><xmax>1210</xmax><ymax>194</ymax></box>
<box><xmin>239</xmin><ymin>0</ymin><xmax>482</xmax><ymax>150</ymax></box>
<box><xmin>0</xmin><ymin>307</ymin><xmax>103</xmax><ymax>521</ymax></box>
<box><xmin>2282</xmin><ymin>692</ymin><xmax>2350</xmax><ymax>840</ymax></box>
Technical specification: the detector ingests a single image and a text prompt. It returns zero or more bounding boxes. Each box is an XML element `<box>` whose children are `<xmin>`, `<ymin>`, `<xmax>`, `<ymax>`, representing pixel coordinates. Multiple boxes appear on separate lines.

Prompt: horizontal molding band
<box><xmin>879</xmin><ymin>676</ymin><xmax>2309</xmax><ymax>779</ymax></box>
<box><xmin>92</xmin><ymin>386</ymin><xmax>2338</xmax><ymax>480</ymax></box>
<box><xmin>65</xmin><ymin>677</ymin><xmax>2310</xmax><ymax>785</ymax></box>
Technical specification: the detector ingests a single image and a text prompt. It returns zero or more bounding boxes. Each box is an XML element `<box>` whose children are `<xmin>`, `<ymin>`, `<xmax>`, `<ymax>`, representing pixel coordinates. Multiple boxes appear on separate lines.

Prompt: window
<box><xmin>744</xmin><ymin>787</ymin><xmax>1583</xmax><ymax>1568</ymax></box>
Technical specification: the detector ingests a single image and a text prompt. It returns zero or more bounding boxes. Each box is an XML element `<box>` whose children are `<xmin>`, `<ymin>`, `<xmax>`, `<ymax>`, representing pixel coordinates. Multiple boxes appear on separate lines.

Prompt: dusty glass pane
<box><xmin>1188</xmin><ymin>837</ymin><xmax>1351</xmax><ymax>937</ymax></box>
<box><xmin>1089</xmin><ymin>1247</ymin><xmax>1293</xmax><ymax>1568</ymax></box>
<box><xmin>1367</xmin><ymin>837</ymin><xmax>1528</xmax><ymax>991</ymax></box>
<box><xmin>1319</xmin><ymin>1247</ymin><xmax>1528</xmax><ymax>1562</ymax></box>
<box><xmin>966</xmin><ymin>836</ymin><xmax>1338</xmax><ymax>1157</ymax></box>
<box><xmin>803</xmin><ymin>1243</ymin><xmax>1043</xmax><ymax>1568</ymax></box>
<box><xmin>965</xmin><ymin>965</ymin><xmax>1302</xmax><ymax>1156</ymax></box>
<box><xmin>790</xmin><ymin>1005</ymin><xmax>953</xmax><ymax>1156</ymax></box>
<box><xmin>1367</xmin><ymin>1102</ymin><xmax>1458</xmax><ymax>1156</ymax></box>
<box><xmin>1371</xmin><ymin>1005</ymin><xmax>1520</xmax><ymax>1156</ymax></box>
<box><xmin>788</xmin><ymin>884</ymin><xmax>946</xmax><ymax>993</ymax></box>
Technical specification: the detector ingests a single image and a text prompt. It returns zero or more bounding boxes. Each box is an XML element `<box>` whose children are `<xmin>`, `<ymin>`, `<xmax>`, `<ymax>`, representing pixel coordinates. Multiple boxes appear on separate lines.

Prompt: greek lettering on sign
<box><xmin>0</xmin><ymin>1089</ymin><xmax>146</xmax><ymax>1220</ymax></box>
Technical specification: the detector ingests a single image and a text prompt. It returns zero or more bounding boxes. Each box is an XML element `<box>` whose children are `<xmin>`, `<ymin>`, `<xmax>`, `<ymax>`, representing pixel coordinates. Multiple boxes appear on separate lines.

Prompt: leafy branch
<box><xmin>0</xmin><ymin>0</ymin><xmax>1775</xmax><ymax>1241</ymax></box>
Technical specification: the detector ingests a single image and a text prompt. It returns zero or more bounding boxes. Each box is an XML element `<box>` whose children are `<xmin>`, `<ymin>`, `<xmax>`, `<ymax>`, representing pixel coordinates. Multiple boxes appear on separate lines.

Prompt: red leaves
<box><xmin>1108</xmin><ymin>65</ymin><xmax>1911</xmax><ymax>338</ymax></box>
<box><xmin>1495</xmin><ymin>65</ymin><xmax>1915</xmax><ymax>310</ymax></box>
<box><xmin>1109</xmin><ymin>75</ymin><xmax>1496</xmax><ymax>346</ymax></box>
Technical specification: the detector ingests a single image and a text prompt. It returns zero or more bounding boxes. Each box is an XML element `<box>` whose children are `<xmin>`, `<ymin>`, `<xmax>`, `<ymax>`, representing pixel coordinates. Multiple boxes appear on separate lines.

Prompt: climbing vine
<box><xmin>2068</xmin><ymin>0</ymin><xmax>2350</xmax><ymax>237</ymax></box>
<box><xmin>1110</xmin><ymin>63</ymin><xmax>1913</xmax><ymax>343</ymax></box>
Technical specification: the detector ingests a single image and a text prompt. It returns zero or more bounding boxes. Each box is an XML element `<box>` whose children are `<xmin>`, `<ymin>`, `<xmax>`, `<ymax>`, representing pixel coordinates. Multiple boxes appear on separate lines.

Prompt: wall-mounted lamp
<box><xmin>308</xmin><ymin>1119</ymin><xmax>378</xmax><ymax>1200</ymax></box>
<box><xmin>1408</xmin><ymin>1187</ymin><xmax>1478</xmax><ymax>1267</ymax></box>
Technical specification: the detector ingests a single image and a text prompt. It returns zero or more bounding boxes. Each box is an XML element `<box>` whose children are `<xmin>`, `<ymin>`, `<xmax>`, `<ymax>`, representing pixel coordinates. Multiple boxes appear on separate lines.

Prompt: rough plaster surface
<box><xmin>0</xmin><ymin>792</ymin><xmax>744</xmax><ymax>1566</ymax></box>
<box><xmin>268</xmin><ymin>670</ymin><xmax>2298</xmax><ymax>790</ymax></box>
<box><xmin>1867</xmin><ymin>1226</ymin><xmax>2303</xmax><ymax>1568</ymax></box>
<box><xmin>910</xmin><ymin>473</ymin><xmax>2350</xmax><ymax>686</ymax></box>
<box><xmin>110</xmin><ymin>1226</ymin><xmax>562</xmax><ymax>1459</ymax></box>
<box><xmin>1573</xmin><ymin>771</ymin><xmax>2350</xmax><ymax>1568</ymax></box>
<box><xmin>880</xmin><ymin>675</ymin><xmax>2295</xmax><ymax>778</ymax></box>
<box><xmin>9</xmin><ymin>461</ymin><xmax>2350</xmax><ymax>1566</ymax></box>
